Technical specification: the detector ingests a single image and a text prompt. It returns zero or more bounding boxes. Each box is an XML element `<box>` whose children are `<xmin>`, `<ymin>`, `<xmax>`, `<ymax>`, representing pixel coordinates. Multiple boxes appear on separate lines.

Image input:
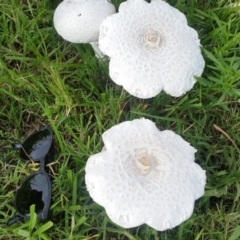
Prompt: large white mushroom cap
<box><xmin>85</xmin><ymin>118</ymin><xmax>206</xmax><ymax>231</ymax></box>
<box><xmin>99</xmin><ymin>0</ymin><xmax>205</xmax><ymax>98</ymax></box>
<box><xmin>53</xmin><ymin>0</ymin><xmax>116</xmax><ymax>43</ymax></box>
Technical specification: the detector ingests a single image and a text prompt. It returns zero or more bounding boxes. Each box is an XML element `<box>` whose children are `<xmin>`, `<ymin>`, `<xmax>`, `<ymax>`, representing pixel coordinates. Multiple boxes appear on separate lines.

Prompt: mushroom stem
<box><xmin>90</xmin><ymin>42</ymin><xmax>106</xmax><ymax>59</ymax></box>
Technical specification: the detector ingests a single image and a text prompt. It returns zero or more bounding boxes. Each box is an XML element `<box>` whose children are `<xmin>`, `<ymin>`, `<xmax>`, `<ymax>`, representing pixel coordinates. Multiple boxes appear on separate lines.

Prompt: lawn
<box><xmin>0</xmin><ymin>0</ymin><xmax>240</xmax><ymax>239</ymax></box>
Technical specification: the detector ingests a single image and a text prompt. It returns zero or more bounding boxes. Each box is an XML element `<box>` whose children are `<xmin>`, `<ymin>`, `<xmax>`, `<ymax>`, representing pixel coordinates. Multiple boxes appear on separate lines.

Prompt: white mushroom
<box><xmin>53</xmin><ymin>0</ymin><xmax>116</xmax><ymax>58</ymax></box>
<box><xmin>85</xmin><ymin>118</ymin><xmax>206</xmax><ymax>231</ymax></box>
<box><xmin>98</xmin><ymin>0</ymin><xmax>205</xmax><ymax>98</ymax></box>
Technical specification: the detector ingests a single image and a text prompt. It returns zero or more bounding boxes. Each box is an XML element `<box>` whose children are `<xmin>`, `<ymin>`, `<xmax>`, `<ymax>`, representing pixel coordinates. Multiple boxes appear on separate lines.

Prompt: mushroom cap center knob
<box><xmin>134</xmin><ymin>148</ymin><xmax>152</xmax><ymax>176</ymax></box>
<box><xmin>143</xmin><ymin>29</ymin><xmax>161</xmax><ymax>49</ymax></box>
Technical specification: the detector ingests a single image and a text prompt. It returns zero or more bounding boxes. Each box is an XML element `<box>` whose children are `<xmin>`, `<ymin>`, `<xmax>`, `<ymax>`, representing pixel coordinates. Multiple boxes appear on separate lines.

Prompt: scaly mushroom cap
<box><xmin>53</xmin><ymin>0</ymin><xmax>116</xmax><ymax>43</ymax></box>
<box><xmin>99</xmin><ymin>0</ymin><xmax>205</xmax><ymax>98</ymax></box>
<box><xmin>85</xmin><ymin>118</ymin><xmax>206</xmax><ymax>231</ymax></box>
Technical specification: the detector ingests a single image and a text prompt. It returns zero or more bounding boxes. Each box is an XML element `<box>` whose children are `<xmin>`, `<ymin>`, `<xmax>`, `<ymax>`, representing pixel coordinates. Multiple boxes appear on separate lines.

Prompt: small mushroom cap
<box><xmin>53</xmin><ymin>0</ymin><xmax>116</xmax><ymax>43</ymax></box>
<box><xmin>85</xmin><ymin>118</ymin><xmax>206</xmax><ymax>231</ymax></box>
<box><xmin>99</xmin><ymin>0</ymin><xmax>205</xmax><ymax>98</ymax></box>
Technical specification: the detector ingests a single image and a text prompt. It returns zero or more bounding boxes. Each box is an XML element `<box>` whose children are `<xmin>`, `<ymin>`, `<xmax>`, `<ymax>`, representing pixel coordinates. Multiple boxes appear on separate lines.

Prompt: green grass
<box><xmin>0</xmin><ymin>0</ymin><xmax>240</xmax><ymax>239</ymax></box>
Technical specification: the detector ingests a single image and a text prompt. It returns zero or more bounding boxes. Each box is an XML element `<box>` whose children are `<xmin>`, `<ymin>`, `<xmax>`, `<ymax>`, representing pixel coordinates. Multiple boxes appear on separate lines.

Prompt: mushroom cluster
<box><xmin>85</xmin><ymin>119</ymin><xmax>206</xmax><ymax>231</ymax></box>
<box><xmin>52</xmin><ymin>0</ymin><xmax>207</xmax><ymax>232</ymax></box>
<box><xmin>98</xmin><ymin>0</ymin><xmax>205</xmax><ymax>98</ymax></box>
